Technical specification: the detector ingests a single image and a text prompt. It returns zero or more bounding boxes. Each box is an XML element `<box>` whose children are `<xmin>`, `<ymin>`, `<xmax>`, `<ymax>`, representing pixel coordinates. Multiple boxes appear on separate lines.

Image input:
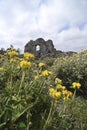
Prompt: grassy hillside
<box><xmin>0</xmin><ymin>49</ymin><xmax>87</xmax><ymax>130</ymax></box>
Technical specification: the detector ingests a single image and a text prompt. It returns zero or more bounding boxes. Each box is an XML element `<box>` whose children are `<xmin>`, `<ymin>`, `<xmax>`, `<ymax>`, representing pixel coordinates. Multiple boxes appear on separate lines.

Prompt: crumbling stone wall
<box><xmin>24</xmin><ymin>38</ymin><xmax>56</xmax><ymax>59</ymax></box>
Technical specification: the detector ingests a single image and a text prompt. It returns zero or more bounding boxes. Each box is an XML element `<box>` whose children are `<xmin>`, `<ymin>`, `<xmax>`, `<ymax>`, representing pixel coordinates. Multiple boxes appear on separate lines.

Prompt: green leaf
<box><xmin>0</xmin><ymin>122</ymin><xmax>6</xmax><ymax>128</ymax></box>
<box><xmin>17</xmin><ymin>122</ymin><xmax>26</xmax><ymax>130</ymax></box>
<box><xmin>12</xmin><ymin>103</ymin><xmax>34</xmax><ymax>122</ymax></box>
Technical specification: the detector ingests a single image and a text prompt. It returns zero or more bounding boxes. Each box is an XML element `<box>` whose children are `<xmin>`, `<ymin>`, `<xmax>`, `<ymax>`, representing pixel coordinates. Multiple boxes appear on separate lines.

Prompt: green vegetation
<box><xmin>52</xmin><ymin>50</ymin><xmax>87</xmax><ymax>97</ymax></box>
<box><xmin>0</xmin><ymin>49</ymin><xmax>87</xmax><ymax>130</ymax></box>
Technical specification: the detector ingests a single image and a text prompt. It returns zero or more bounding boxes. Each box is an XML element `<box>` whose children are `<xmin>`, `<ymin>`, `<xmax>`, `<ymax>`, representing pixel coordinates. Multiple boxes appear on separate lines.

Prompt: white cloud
<box><xmin>0</xmin><ymin>0</ymin><xmax>87</xmax><ymax>52</ymax></box>
<box><xmin>54</xmin><ymin>24</ymin><xmax>87</xmax><ymax>51</ymax></box>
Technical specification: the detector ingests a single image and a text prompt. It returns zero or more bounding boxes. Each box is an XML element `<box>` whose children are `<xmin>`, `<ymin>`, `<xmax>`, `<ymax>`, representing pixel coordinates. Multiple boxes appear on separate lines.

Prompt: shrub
<box><xmin>51</xmin><ymin>97</ymin><xmax>87</xmax><ymax>130</ymax></box>
<box><xmin>52</xmin><ymin>50</ymin><xmax>87</xmax><ymax>97</ymax></box>
<box><xmin>43</xmin><ymin>57</ymin><xmax>55</xmax><ymax>67</ymax></box>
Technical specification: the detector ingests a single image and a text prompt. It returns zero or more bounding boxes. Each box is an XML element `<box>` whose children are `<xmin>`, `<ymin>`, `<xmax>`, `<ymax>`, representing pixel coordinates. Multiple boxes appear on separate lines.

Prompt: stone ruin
<box><xmin>24</xmin><ymin>38</ymin><xmax>57</xmax><ymax>59</ymax></box>
<box><xmin>24</xmin><ymin>38</ymin><xmax>76</xmax><ymax>59</ymax></box>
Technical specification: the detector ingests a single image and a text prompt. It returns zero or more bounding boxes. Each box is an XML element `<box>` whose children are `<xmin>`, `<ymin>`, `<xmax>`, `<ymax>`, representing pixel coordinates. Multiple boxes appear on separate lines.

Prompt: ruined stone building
<box><xmin>24</xmin><ymin>38</ymin><xmax>57</xmax><ymax>59</ymax></box>
<box><xmin>24</xmin><ymin>38</ymin><xmax>76</xmax><ymax>59</ymax></box>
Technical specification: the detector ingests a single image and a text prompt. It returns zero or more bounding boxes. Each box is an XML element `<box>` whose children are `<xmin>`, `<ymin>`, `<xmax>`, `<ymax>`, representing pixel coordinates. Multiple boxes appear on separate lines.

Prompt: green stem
<box><xmin>26</xmin><ymin>111</ymin><xmax>31</xmax><ymax>130</ymax></box>
<box><xmin>72</xmin><ymin>89</ymin><xmax>76</xmax><ymax>101</ymax></box>
<box><xmin>18</xmin><ymin>71</ymin><xmax>25</xmax><ymax>95</ymax></box>
<box><xmin>10</xmin><ymin>63</ymin><xmax>14</xmax><ymax>88</ymax></box>
<box><xmin>42</xmin><ymin>100</ymin><xmax>56</xmax><ymax>130</ymax></box>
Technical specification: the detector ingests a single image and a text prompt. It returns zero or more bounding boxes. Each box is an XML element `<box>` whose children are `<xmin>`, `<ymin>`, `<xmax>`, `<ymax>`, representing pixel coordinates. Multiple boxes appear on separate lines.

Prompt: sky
<box><xmin>0</xmin><ymin>0</ymin><xmax>87</xmax><ymax>53</ymax></box>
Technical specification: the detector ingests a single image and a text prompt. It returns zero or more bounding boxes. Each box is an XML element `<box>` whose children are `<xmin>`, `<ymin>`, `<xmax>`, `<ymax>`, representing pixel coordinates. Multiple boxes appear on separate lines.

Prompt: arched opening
<box><xmin>36</xmin><ymin>45</ymin><xmax>40</xmax><ymax>51</ymax></box>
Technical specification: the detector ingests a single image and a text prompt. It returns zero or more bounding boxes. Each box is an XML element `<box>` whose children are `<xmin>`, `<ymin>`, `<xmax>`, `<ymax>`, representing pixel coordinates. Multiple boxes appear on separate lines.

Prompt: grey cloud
<box><xmin>0</xmin><ymin>0</ymin><xmax>87</xmax><ymax>52</ymax></box>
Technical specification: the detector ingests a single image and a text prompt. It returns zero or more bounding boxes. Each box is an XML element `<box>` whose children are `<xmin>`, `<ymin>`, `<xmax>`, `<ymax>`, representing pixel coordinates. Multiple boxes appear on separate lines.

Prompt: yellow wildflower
<box><xmin>52</xmin><ymin>91</ymin><xmax>61</xmax><ymax>99</ymax></box>
<box><xmin>7</xmin><ymin>50</ymin><xmax>18</xmax><ymax>58</ymax></box>
<box><xmin>56</xmin><ymin>84</ymin><xmax>66</xmax><ymax>90</ymax></box>
<box><xmin>49</xmin><ymin>88</ymin><xmax>55</xmax><ymax>95</ymax></box>
<box><xmin>49</xmin><ymin>88</ymin><xmax>61</xmax><ymax>99</ymax></box>
<box><xmin>55</xmin><ymin>78</ymin><xmax>62</xmax><ymax>84</ymax></box>
<box><xmin>67</xmin><ymin>91</ymin><xmax>73</xmax><ymax>97</ymax></box>
<box><xmin>24</xmin><ymin>52</ymin><xmax>34</xmax><ymax>60</ymax></box>
<box><xmin>10</xmin><ymin>59</ymin><xmax>16</xmax><ymax>63</ymax></box>
<box><xmin>72</xmin><ymin>82</ymin><xmax>81</xmax><ymax>89</ymax></box>
<box><xmin>62</xmin><ymin>90</ymin><xmax>68</xmax><ymax>95</ymax></box>
<box><xmin>20</xmin><ymin>60</ymin><xmax>31</xmax><ymax>69</ymax></box>
<box><xmin>39</xmin><ymin>62</ymin><xmax>45</xmax><ymax>67</ymax></box>
<box><xmin>41</xmin><ymin>70</ymin><xmax>53</xmax><ymax>77</ymax></box>
<box><xmin>62</xmin><ymin>86</ymin><xmax>66</xmax><ymax>90</ymax></box>
<box><xmin>0</xmin><ymin>67</ymin><xmax>4</xmax><ymax>72</ymax></box>
<box><xmin>63</xmin><ymin>90</ymin><xmax>73</xmax><ymax>101</ymax></box>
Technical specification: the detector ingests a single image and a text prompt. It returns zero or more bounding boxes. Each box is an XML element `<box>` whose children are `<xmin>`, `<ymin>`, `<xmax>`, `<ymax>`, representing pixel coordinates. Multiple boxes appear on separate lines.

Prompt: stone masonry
<box><xmin>24</xmin><ymin>38</ymin><xmax>56</xmax><ymax>59</ymax></box>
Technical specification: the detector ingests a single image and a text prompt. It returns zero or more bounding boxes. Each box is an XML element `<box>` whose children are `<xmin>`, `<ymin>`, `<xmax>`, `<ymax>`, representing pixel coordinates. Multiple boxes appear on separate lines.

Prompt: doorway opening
<box><xmin>36</xmin><ymin>45</ymin><xmax>40</xmax><ymax>51</ymax></box>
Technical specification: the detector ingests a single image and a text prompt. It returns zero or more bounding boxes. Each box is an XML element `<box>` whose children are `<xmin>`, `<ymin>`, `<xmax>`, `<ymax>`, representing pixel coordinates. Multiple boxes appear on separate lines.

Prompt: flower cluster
<box><xmin>55</xmin><ymin>78</ymin><xmax>62</xmax><ymax>84</ymax></box>
<box><xmin>41</xmin><ymin>70</ymin><xmax>53</xmax><ymax>77</ymax></box>
<box><xmin>39</xmin><ymin>62</ymin><xmax>45</xmax><ymax>68</ymax></box>
<box><xmin>20</xmin><ymin>60</ymin><xmax>31</xmax><ymax>69</ymax></box>
<box><xmin>49</xmin><ymin>88</ymin><xmax>61</xmax><ymax>99</ymax></box>
<box><xmin>62</xmin><ymin>90</ymin><xmax>73</xmax><ymax>100</ymax></box>
<box><xmin>56</xmin><ymin>84</ymin><xmax>66</xmax><ymax>90</ymax></box>
<box><xmin>72</xmin><ymin>82</ymin><xmax>81</xmax><ymax>89</ymax></box>
<box><xmin>49</xmin><ymin>78</ymin><xmax>73</xmax><ymax>100</ymax></box>
<box><xmin>24</xmin><ymin>52</ymin><xmax>34</xmax><ymax>61</ymax></box>
<box><xmin>7</xmin><ymin>49</ymin><xmax>18</xmax><ymax>58</ymax></box>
